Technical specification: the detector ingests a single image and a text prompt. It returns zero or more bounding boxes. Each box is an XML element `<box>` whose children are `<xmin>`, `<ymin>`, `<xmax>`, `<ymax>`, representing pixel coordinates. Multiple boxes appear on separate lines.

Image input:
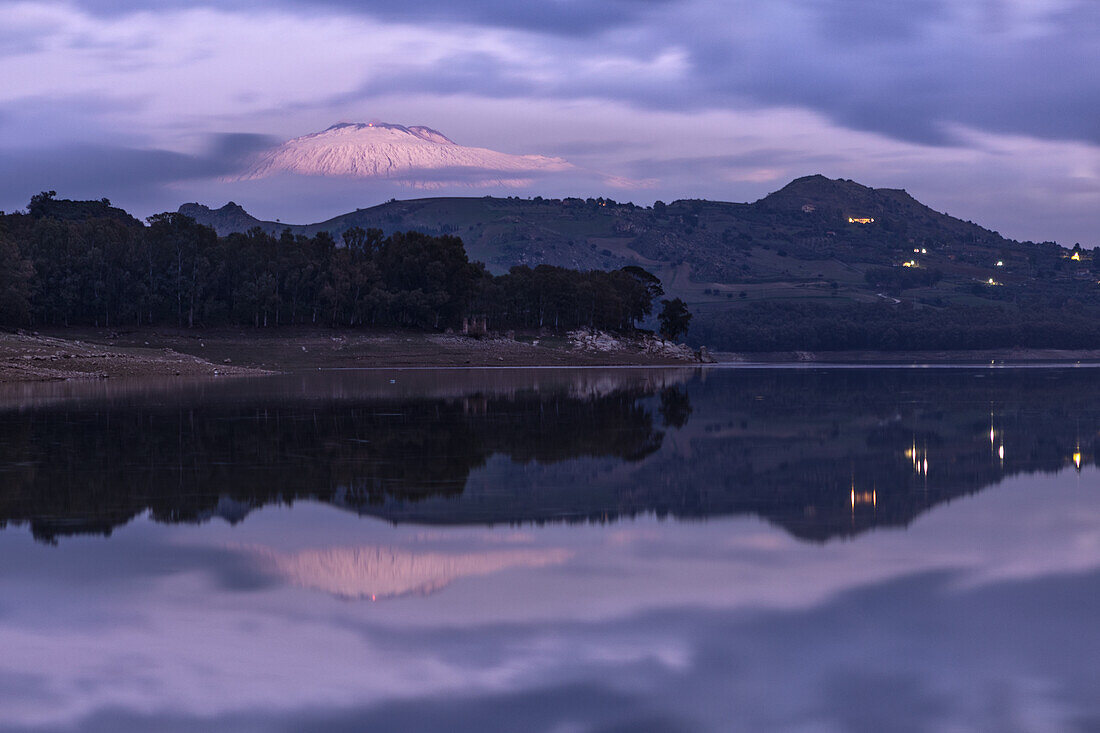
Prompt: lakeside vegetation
<box><xmin>8</xmin><ymin>182</ymin><xmax>1100</xmax><ymax>353</ymax></box>
<box><xmin>0</xmin><ymin>192</ymin><xmax>674</xmax><ymax>337</ymax></box>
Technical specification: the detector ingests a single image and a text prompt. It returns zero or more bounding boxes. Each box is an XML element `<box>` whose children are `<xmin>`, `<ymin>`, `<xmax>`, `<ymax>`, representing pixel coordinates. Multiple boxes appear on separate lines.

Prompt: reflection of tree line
<box><xmin>0</xmin><ymin>389</ymin><xmax>666</xmax><ymax>543</ymax></box>
<box><xmin>2</xmin><ymin>368</ymin><xmax>1099</xmax><ymax>544</ymax></box>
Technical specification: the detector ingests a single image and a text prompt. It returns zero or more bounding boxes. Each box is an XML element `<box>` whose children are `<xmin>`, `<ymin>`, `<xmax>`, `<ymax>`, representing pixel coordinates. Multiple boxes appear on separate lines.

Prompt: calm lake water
<box><xmin>1</xmin><ymin>366</ymin><xmax>1099</xmax><ymax>732</ymax></box>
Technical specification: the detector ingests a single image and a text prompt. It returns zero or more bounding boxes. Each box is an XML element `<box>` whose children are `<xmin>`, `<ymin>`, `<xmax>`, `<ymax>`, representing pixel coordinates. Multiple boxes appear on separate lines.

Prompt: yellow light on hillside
<box><xmin>995</xmin><ymin>260</ymin><xmax>1004</xmax><ymax>267</ymax></box>
<box><xmin>1072</xmin><ymin>252</ymin><xmax>1081</xmax><ymax>261</ymax></box>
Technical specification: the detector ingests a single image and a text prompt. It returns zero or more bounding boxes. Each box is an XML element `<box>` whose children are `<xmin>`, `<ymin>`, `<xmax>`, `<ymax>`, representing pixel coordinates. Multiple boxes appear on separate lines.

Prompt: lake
<box><xmin>1</xmin><ymin>365</ymin><xmax>1098</xmax><ymax>732</ymax></box>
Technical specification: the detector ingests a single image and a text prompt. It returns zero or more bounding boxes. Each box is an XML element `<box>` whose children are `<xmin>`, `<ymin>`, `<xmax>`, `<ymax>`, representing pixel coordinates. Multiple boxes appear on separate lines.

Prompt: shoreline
<box><xmin>4</xmin><ymin>329</ymin><xmax>1100</xmax><ymax>383</ymax></box>
<box><xmin>0</xmin><ymin>328</ymin><xmax>697</xmax><ymax>383</ymax></box>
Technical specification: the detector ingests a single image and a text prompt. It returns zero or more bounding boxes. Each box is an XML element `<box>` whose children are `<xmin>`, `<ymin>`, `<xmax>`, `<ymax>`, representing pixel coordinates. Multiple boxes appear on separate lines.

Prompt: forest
<box><xmin>0</xmin><ymin>193</ymin><xmax>664</xmax><ymax>334</ymax></box>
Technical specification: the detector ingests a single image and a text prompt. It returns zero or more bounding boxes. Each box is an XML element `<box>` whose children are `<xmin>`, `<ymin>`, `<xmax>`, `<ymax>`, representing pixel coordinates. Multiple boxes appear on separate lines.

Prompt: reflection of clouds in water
<box><xmin>251</xmin><ymin>545</ymin><xmax>572</xmax><ymax>600</ymax></box>
<box><xmin>2</xmin><ymin>568</ymin><xmax>1097</xmax><ymax>732</ymax></box>
<box><xmin>3</xmin><ymin>473</ymin><xmax>1100</xmax><ymax>730</ymax></box>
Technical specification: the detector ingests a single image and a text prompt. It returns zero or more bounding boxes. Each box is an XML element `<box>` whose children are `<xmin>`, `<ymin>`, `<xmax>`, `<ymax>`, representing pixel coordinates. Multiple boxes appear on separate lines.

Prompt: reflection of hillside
<box><xmin>674</xmin><ymin>368</ymin><xmax>1100</xmax><ymax>541</ymax></box>
<box><xmin>1</xmin><ymin>368</ymin><xmax>1098</xmax><ymax>544</ymax></box>
<box><xmin>358</xmin><ymin>369</ymin><xmax>1100</xmax><ymax>541</ymax></box>
<box><xmin>252</xmin><ymin>545</ymin><xmax>572</xmax><ymax>600</ymax></box>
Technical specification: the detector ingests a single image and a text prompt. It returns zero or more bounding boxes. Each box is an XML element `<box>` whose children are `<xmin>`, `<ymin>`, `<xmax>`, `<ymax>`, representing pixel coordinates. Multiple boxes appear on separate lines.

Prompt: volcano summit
<box><xmin>234</xmin><ymin>122</ymin><xmax>572</xmax><ymax>186</ymax></box>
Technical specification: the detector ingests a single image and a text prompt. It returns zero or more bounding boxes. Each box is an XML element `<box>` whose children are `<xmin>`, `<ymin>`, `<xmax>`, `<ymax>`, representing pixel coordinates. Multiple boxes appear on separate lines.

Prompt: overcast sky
<box><xmin>2</xmin><ymin>0</ymin><xmax>1099</xmax><ymax>245</ymax></box>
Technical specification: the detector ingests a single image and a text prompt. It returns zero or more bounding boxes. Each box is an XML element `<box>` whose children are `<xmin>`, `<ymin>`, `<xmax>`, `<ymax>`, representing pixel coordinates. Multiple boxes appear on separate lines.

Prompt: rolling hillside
<box><xmin>180</xmin><ymin>176</ymin><xmax>1099</xmax><ymax>350</ymax></box>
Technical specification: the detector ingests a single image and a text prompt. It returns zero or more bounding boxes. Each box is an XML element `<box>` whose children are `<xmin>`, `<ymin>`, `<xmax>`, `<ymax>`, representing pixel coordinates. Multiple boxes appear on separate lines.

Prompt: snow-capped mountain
<box><xmin>234</xmin><ymin>122</ymin><xmax>572</xmax><ymax>185</ymax></box>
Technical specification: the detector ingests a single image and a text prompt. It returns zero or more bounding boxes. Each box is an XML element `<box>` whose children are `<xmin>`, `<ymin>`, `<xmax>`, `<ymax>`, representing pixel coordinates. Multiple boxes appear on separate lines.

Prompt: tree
<box><xmin>27</xmin><ymin>191</ymin><xmax>57</xmax><ymax>217</ymax></box>
<box><xmin>0</xmin><ymin>235</ymin><xmax>33</xmax><ymax>326</ymax></box>
<box><xmin>658</xmin><ymin>298</ymin><xmax>691</xmax><ymax>341</ymax></box>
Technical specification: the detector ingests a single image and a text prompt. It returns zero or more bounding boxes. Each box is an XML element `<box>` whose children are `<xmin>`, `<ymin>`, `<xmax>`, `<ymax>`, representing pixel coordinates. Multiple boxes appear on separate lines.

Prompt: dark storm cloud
<box><xmin>812</xmin><ymin>0</ymin><xmax>950</xmax><ymax>45</ymax></box>
<box><xmin>69</xmin><ymin>0</ymin><xmax>677</xmax><ymax>34</ymax></box>
<box><xmin>21</xmin><ymin>0</ymin><xmax>1100</xmax><ymax>151</ymax></box>
<box><xmin>348</xmin><ymin>52</ymin><xmax>539</xmax><ymax>101</ymax></box>
<box><xmin>247</xmin><ymin>0</ymin><xmax>1100</xmax><ymax>149</ymax></box>
<box><xmin>624</xmin><ymin>150</ymin><xmax>847</xmax><ymax>179</ymax></box>
<box><xmin>685</xmin><ymin>0</ymin><xmax>1100</xmax><ymax>146</ymax></box>
<box><xmin>408</xmin><ymin>1</ymin><xmax>1100</xmax><ymax>149</ymax></box>
<box><xmin>0</xmin><ymin>133</ymin><xmax>277</xmax><ymax>211</ymax></box>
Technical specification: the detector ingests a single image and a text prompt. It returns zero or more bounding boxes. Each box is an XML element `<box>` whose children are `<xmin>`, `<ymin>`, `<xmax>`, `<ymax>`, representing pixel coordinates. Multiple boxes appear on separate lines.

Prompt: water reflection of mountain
<box><xmin>644</xmin><ymin>368</ymin><xmax>1099</xmax><ymax>541</ymax></box>
<box><xmin>350</xmin><ymin>368</ymin><xmax>1100</xmax><ymax>540</ymax></box>
<box><xmin>0</xmin><ymin>367</ymin><xmax>1097</xmax><ymax>543</ymax></box>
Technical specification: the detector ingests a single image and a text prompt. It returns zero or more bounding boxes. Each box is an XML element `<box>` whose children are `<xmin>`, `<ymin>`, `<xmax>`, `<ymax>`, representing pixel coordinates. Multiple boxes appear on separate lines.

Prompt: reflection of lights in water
<box><xmin>1074</xmin><ymin>451</ymin><xmax>1082</xmax><ymax>470</ymax></box>
<box><xmin>850</xmin><ymin>488</ymin><xmax>876</xmax><ymax>510</ymax></box>
<box><xmin>998</xmin><ymin>445</ymin><xmax>1005</xmax><ymax>461</ymax></box>
<box><xmin>907</xmin><ymin>441</ymin><xmax>929</xmax><ymax>476</ymax></box>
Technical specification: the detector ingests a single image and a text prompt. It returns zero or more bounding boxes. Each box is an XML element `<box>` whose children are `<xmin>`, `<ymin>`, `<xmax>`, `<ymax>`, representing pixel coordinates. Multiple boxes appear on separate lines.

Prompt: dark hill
<box><xmin>178</xmin><ymin>201</ymin><xmax>262</xmax><ymax>235</ymax></box>
<box><xmin>176</xmin><ymin>176</ymin><xmax>1099</xmax><ymax>351</ymax></box>
<box><xmin>29</xmin><ymin>192</ymin><xmax>141</xmax><ymax>226</ymax></box>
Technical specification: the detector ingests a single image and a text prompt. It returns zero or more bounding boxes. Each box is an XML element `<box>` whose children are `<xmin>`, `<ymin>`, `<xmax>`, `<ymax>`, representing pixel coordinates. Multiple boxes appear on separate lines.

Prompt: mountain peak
<box><xmin>179</xmin><ymin>201</ymin><xmax>262</xmax><ymax>236</ymax></box>
<box><xmin>320</xmin><ymin>122</ymin><xmax>456</xmax><ymax>145</ymax></box>
<box><xmin>759</xmin><ymin>174</ymin><xmax>927</xmax><ymax>216</ymax></box>
<box><xmin>233</xmin><ymin>122</ymin><xmax>569</xmax><ymax>184</ymax></box>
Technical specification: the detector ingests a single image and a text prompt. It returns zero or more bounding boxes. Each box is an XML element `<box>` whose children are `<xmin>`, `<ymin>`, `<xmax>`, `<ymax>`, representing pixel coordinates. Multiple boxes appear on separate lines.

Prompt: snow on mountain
<box><xmin>233</xmin><ymin>122</ymin><xmax>572</xmax><ymax>185</ymax></box>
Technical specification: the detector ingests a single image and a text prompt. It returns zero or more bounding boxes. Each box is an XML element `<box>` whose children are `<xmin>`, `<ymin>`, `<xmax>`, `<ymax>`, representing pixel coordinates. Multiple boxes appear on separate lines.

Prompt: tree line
<box><xmin>0</xmin><ymin>193</ymin><xmax>680</xmax><ymax>335</ymax></box>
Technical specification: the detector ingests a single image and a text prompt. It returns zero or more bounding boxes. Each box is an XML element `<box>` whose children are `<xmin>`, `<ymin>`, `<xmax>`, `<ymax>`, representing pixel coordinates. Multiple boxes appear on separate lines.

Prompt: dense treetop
<box><xmin>0</xmin><ymin>193</ymin><xmax>661</xmax><ymax>334</ymax></box>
